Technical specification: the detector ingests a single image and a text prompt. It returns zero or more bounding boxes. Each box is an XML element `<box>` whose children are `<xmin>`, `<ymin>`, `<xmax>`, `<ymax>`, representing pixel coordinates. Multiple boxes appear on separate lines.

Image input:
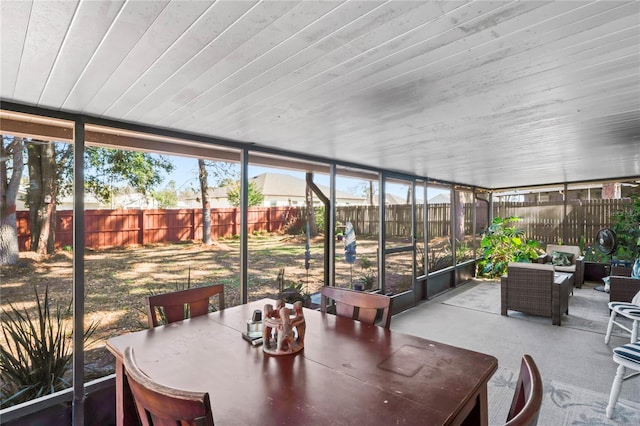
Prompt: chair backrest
<box><xmin>320</xmin><ymin>286</ymin><xmax>392</xmax><ymax>329</ymax></box>
<box><xmin>124</xmin><ymin>347</ymin><xmax>214</xmax><ymax>426</ymax></box>
<box><xmin>611</xmin><ymin>265</ymin><xmax>633</xmax><ymax>277</ymax></box>
<box><xmin>505</xmin><ymin>355</ymin><xmax>543</xmax><ymax>426</ymax></box>
<box><xmin>506</xmin><ymin>263</ymin><xmax>555</xmax><ymax>288</ymax></box>
<box><xmin>146</xmin><ymin>284</ymin><xmax>224</xmax><ymax>328</ymax></box>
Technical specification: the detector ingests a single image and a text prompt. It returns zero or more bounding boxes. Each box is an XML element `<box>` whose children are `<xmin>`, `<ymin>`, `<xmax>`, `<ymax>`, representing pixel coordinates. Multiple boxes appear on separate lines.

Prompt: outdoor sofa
<box><xmin>538</xmin><ymin>244</ymin><xmax>584</xmax><ymax>288</ymax></box>
<box><xmin>501</xmin><ymin>262</ymin><xmax>571</xmax><ymax>326</ymax></box>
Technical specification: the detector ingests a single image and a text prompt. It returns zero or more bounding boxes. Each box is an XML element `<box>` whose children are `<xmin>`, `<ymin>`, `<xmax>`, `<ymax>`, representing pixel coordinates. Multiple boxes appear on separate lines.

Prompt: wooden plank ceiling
<box><xmin>1</xmin><ymin>0</ymin><xmax>639</xmax><ymax>189</ymax></box>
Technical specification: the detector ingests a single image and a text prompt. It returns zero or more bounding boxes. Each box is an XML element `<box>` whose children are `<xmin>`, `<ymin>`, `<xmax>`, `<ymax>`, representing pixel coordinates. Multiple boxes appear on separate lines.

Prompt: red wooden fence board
<box><xmin>16</xmin><ymin>207</ymin><xmax>302</xmax><ymax>251</ymax></box>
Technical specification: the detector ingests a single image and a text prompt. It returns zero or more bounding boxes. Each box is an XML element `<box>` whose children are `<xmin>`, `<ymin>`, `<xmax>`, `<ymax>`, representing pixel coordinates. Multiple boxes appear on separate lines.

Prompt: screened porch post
<box><xmin>72</xmin><ymin>117</ymin><xmax>86</xmax><ymax>425</ymax></box>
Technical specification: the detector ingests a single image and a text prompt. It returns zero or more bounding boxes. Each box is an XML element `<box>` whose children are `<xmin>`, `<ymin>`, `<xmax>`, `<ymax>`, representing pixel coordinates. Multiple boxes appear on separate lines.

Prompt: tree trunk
<box><xmin>0</xmin><ymin>137</ymin><xmax>24</xmax><ymax>265</ymax></box>
<box><xmin>27</xmin><ymin>142</ymin><xmax>57</xmax><ymax>255</ymax></box>
<box><xmin>454</xmin><ymin>190</ymin><xmax>464</xmax><ymax>242</ymax></box>
<box><xmin>305</xmin><ymin>173</ymin><xmax>317</xmax><ymax>236</ymax></box>
<box><xmin>198</xmin><ymin>159</ymin><xmax>211</xmax><ymax>244</ymax></box>
<box><xmin>368</xmin><ymin>181</ymin><xmax>374</xmax><ymax>205</ymax></box>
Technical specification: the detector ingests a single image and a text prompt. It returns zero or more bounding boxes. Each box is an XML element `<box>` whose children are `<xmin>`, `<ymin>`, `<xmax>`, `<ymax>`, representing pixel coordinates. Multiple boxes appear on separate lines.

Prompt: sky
<box><xmin>162</xmin><ymin>155</ymin><xmax>342</xmax><ymax>192</ymax></box>
<box><xmin>162</xmin><ymin>155</ymin><xmax>445</xmax><ymax>201</ymax></box>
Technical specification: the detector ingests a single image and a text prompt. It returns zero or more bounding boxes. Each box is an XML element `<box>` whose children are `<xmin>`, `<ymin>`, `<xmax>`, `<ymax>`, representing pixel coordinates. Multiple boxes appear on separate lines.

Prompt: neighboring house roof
<box><xmin>16</xmin><ymin>189</ymin><xmax>104</xmax><ymax>211</ymax></box>
<box><xmin>224</xmin><ymin>173</ymin><xmax>364</xmax><ymax>205</ymax></box>
<box><xmin>384</xmin><ymin>193</ymin><xmax>407</xmax><ymax>205</ymax></box>
<box><xmin>428</xmin><ymin>194</ymin><xmax>450</xmax><ymax>204</ymax></box>
<box><xmin>251</xmin><ymin>172</ymin><xmax>363</xmax><ymax>203</ymax></box>
<box><xmin>368</xmin><ymin>192</ymin><xmax>409</xmax><ymax>205</ymax></box>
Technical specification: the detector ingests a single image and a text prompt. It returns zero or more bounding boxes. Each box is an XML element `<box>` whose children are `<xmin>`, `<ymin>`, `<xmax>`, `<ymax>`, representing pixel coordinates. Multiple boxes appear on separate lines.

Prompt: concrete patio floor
<box><xmin>391</xmin><ymin>279</ymin><xmax>640</xmax><ymax>419</ymax></box>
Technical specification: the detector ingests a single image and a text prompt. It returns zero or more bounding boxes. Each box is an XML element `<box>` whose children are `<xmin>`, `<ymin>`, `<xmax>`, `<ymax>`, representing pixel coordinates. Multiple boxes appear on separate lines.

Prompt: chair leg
<box><xmin>632</xmin><ymin>319</ymin><xmax>639</xmax><ymax>343</ymax></box>
<box><xmin>605</xmin><ymin>310</ymin><xmax>617</xmax><ymax>344</ymax></box>
<box><xmin>606</xmin><ymin>364</ymin><xmax>626</xmax><ymax>419</ymax></box>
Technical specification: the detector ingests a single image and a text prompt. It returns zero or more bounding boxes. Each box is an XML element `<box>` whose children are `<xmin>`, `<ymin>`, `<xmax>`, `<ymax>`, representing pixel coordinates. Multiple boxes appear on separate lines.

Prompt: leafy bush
<box><xmin>1</xmin><ymin>286</ymin><xmax>98</xmax><ymax>408</ymax></box>
<box><xmin>612</xmin><ymin>195</ymin><xmax>640</xmax><ymax>261</ymax></box>
<box><xmin>314</xmin><ymin>206</ymin><xmax>325</xmax><ymax>232</ymax></box>
<box><xmin>583</xmin><ymin>245</ymin><xmax>610</xmax><ymax>263</ymax></box>
<box><xmin>359</xmin><ymin>257</ymin><xmax>376</xmax><ymax>290</ymax></box>
<box><xmin>476</xmin><ymin>216</ymin><xmax>541</xmax><ymax>278</ymax></box>
<box><xmin>455</xmin><ymin>240</ymin><xmax>474</xmax><ymax>262</ymax></box>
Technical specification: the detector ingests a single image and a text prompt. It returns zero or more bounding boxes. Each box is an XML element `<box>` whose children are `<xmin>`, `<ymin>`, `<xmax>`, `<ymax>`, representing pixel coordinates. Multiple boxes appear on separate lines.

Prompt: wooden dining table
<box><xmin>107</xmin><ymin>299</ymin><xmax>498</xmax><ymax>425</ymax></box>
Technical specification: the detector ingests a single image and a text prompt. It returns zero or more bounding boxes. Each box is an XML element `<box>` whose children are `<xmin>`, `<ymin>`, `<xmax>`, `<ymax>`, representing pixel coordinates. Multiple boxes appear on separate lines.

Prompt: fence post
<box><xmin>191</xmin><ymin>209</ymin><xmax>196</xmax><ymax>240</ymax></box>
<box><xmin>267</xmin><ymin>208</ymin><xmax>272</xmax><ymax>233</ymax></box>
<box><xmin>234</xmin><ymin>207</ymin><xmax>239</xmax><ymax>236</ymax></box>
<box><xmin>139</xmin><ymin>210</ymin><xmax>145</xmax><ymax>245</ymax></box>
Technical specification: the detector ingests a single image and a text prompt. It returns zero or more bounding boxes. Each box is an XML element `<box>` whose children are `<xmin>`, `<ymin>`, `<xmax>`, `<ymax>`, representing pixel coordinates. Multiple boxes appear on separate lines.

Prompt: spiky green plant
<box><xmin>0</xmin><ymin>285</ymin><xmax>98</xmax><ymax>408</ymax></box>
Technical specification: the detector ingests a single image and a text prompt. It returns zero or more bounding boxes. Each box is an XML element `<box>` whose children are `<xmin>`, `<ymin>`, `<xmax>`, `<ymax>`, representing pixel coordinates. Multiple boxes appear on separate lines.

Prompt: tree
<box><xmin>357</xmin><ymin>181</ymin><xmax>376</xmax><ymax>205</ymax></box>
<box><xmin>454</xmin><ymin>190</ymin><xmax>464</xmax><ymax>243</ymax></box>
<box><xmin>305</xmin><ymin>172</ymin><xmax>318</xmax><ymax>236</ymax></box>
<box><xmin>196</xmin><ymin>161</ymin><xmax>264</xmax><ymax>208</ymax></box>
<box><xmin>84</xmin><ymin>147</ymin><xmax>173</xmax><ymax>205</ymax></box>
<box><xmin>0</xmin><ymin>136</ymin><xmax>25</xmax><ymax>265</ymax></box>
<box><xmin>152</xmin><ymin>180</ymin><xmax>178</xmax><ymax>208</ymax></box>
<box><xmin>26</xmin><ymin>141</ymin><xmax>71</xmax><ymax>254</ymax></box>
<box><xmin>306</xmin><ymin>182</ymin><xmax>317</xmax><ymax>236</ymax></box>
<box><xmin>195</xmin><ymin>160</ymin><xmax>239</xmax><ymax>243</ymax></box>
<box><xmin>226</xmin><ymin>179</ymin><xmax>264</xmax><ymax>207</ymax></box>
<box><xmin>198</xmin><ymin>160</ymin><xmax>211</xmax><ymax>244</ymax></box>
<box><xmin>25</xmin><ymin>143</ymin><xmax>173</xmax><ymax>255</ymax></box>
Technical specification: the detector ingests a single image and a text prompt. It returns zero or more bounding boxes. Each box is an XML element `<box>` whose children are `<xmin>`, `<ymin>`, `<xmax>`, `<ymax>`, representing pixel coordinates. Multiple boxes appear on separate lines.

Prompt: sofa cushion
<box><xmin>551</xmin><ymin>250</ymin><xmax>574</xmax><ymax>266</ymax></box>
<box><xmin>545</xmin><ymin>244</ymin><xmax>580</xmax><ymax>263</ymax></box>
<box><xmin>554</xmin><ymin>264</ymin><xmax>576</xmax><ymax>273</ymax></box>
<box><xmin>507</xmin><ymin>262</ymin><xmax>555</xmax><ymax>272</ymax></box>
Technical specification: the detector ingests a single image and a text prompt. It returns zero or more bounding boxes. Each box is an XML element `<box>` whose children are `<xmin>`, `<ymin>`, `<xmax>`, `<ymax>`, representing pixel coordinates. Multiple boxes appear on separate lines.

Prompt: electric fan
<box><xmin>595</xmin><ymin>228</ymin><xmax>617</xmax><ymax>255</ymax></box>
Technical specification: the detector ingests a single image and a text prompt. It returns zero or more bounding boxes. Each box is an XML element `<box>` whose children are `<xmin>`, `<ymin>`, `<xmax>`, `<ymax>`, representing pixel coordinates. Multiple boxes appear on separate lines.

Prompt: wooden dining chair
<box><xmin>145</xmin><ymin>284</ymin><xmax>225</xmax><ymax>328</ymax></box>
<box><xmin>505</xmin><ymin>355</ymin><xmax>543</xmax><ymax>426</ymax></box>
<box><xmin>124</xmin><ymin>346</ymin><xmax>215</xmax><ymax>426</ymax></box>
<box><xmin>320</xmin><ymin>286</ymin><xmax>392</xmax><ymax>329</ymax></box>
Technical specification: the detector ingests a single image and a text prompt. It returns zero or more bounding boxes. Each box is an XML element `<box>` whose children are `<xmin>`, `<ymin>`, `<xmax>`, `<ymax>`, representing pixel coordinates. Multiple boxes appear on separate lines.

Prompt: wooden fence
<box><xmin>493</xmin><ymin>199</ymin><xmax>632</xmax><ymax>245</ymax></box>
<box><xmin>16</xmin><ymin>207</ymin><xmax>302</xmax><ymax>251</ymax></box>
<box><xmin>16</xmin><ymin>199</ymin><xmax>632</xmax><ymax>251</ymax></box>
<box><xmin>336</xmin><ymin>199</ymin><xmax>631</xmax><ymax>245</ymax></box>
<box><xmin>336</xmin><ymin>203</ymin><xmax>485</xmax><ymax>239</ymax></box>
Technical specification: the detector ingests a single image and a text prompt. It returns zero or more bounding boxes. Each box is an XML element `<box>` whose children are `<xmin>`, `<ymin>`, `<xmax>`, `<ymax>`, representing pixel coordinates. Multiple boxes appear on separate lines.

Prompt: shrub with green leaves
<box><xmin>359</xmin><ymin>257</ymin><xmax>376</xmax><ymax>290</ymax></box>
<box><xmin>0</xmin><ymin>286</ymin><xmax>98</xmax><ymax>408</ymax></box>
<box><xmin>476</xmin><ymin>216</ymin><xmax>541</xmax><ymax>278</ymax></box>
<box><xmin>612</xmin><ymin>195</ymin><xmax>640</xmax><ymax>261</ymax></box>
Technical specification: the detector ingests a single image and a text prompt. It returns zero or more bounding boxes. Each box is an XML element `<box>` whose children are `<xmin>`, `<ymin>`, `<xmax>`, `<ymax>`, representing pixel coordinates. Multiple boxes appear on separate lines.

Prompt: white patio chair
<box><xmin>604</xmin><ymin>290</ymin><xmax>640</xmax><ymax>344</ymax></box>
<box><xmin>606</xmin><ymin>342</ymin><xmax>640</xmax><ymax>419</ymax></box>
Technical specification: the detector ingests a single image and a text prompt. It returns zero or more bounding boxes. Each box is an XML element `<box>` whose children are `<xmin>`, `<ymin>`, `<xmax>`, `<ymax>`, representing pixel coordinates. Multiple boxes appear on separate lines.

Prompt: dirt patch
<box><xmin>1</xmin><ymin>235</ymin><xmax>387</xmax><ymax>380</ymax></box>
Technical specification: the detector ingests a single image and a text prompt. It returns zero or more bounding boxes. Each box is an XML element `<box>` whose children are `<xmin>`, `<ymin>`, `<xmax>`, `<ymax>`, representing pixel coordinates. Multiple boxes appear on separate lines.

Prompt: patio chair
<box><xmin>606</xmin><ymin>342</ymin><xmax>640</xmax><ymax>419</ymax></box>
<box><xmin>505</xmin><ymin>355</ymin><xmax>543</xmax><ymax>426</ymax></box>
<box><xmin>145</xmin><ymin>284</ymin><xmax>225</xmax><ymax>328</ymax></box>
<box><xmin>604</xmin><ymin>290</ymin><xmax>640</xmax><ymax>344</ymax></box>
<box><xmin>124</xmin><ymin>347</ymin><xmax>215</xmax><ymax>426</ymax></box>
<box><xmin>501</xmin><ymin>262</ymin><xmax>571</xmax><ymax>326</ymax></box>
<box><xmin>320</xmin><ymin>286</ymin><xmax>392</xmax><ymax>329</ymax></box>
<box><xmin>608</xmin><ymin>262</ymin><xmax>640</xmax><ymax>303</ymax></box>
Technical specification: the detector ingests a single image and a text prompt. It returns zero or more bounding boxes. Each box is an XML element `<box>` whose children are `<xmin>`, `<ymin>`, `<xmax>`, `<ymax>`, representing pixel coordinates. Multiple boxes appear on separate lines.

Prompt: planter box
<box><xmin>583</xmin><ymin>261</ymin><xmax>609</xmax><ymax>282</ymax></box>
<box><xmin>1</xmin><ymin>375</ymin><xmax>115</xmax><ymax>426</ymax></box>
